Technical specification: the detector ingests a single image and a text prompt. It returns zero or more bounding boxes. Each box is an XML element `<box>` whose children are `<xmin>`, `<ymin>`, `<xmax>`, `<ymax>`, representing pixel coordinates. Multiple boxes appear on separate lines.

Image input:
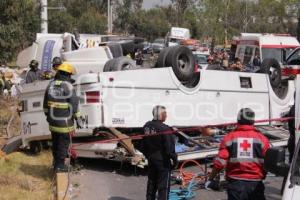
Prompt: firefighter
<box><xmin>43</xmin><ymin>62</ymin><xmax>82</xmax><ymax>172</ymax></box>
<box><xmin>25</xmin><ymin>59</ymin><xmax>42</xmax><ymax>83</ymax></box>
<box><xmin>52</xmin><ymin>57</ymin><xmax>62</xmax><ymax>71</ymax></box>
<box><xmin>205</xmin><ymin>108</ymin><xmax>270</xmax><ymax>200</ymax></box>
<box><xmin>43</xmin><ymin>57</ymin><xmax>63</xmax><ymax>80</ymax></box>
<box><xmin>142</xmin><ymin>105</ymin><xmax>177</xmax><ymax>200</ymax></box>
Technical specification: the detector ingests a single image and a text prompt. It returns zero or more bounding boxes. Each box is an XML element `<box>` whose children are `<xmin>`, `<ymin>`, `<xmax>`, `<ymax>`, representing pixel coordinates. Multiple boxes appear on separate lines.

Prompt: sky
<box><xmin>142</xmin><ymin>0</ymin><xmax>171</xmax><ymax>9</ymax></box>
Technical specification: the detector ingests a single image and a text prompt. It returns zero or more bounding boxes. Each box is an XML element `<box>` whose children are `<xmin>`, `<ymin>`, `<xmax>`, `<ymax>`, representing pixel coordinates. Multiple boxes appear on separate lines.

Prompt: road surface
<box><xmin>70</xmin><ymin>158</ymin><xmax>283</xmax><ymax>200</ymax></box>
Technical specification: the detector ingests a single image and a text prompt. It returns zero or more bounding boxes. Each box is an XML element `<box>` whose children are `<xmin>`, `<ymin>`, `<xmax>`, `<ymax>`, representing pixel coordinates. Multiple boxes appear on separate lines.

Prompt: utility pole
<box><xmin>40</xmin><ymin>0</ymin><xmax>48</xmax><ymax>33</ymax></box>
<box><xmin>107</xmin><ymin>0</ymin><xmax>113</xmax><ymax>34</ymax></box>
<box><xmin>40</xmin><ymin>0</ymin><xmax>65</xmax><ymax>33</ymax></box>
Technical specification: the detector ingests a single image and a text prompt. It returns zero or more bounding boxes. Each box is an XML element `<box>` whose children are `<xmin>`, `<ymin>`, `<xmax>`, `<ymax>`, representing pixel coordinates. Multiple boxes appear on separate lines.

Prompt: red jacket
<box><xmin>213</xmin><ymin>125</ymin><xmax>270</xmax><ymax>181</ymax></box>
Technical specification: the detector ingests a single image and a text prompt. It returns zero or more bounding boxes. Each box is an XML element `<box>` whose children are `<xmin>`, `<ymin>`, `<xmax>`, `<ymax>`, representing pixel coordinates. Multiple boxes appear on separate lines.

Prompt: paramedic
<box><xmin>43</xmin><ymin>62</ymin><xmax>83</xmax><ymax>172</ymax></box>
<box><xmin>142</xmin><ymin>105</ymin><xmax>177</xmax><ymax>200</ymax></box>
<box><xmin>205</xmin><ymin>108</ymin><xmax>270</xmax><ymax>200</ymax></box>
<box><xmin>25</xmin><ymin>60</ymin><xmax>42</xmax><ymax>83</ymax></box>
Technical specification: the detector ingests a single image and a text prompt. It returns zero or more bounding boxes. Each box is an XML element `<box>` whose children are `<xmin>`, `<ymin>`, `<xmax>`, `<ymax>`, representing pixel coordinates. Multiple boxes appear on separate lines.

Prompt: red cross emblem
<box><xmin>240</xmin><ymin>139</ymin><xmax>251</xmax><ymax>151</ymax></box>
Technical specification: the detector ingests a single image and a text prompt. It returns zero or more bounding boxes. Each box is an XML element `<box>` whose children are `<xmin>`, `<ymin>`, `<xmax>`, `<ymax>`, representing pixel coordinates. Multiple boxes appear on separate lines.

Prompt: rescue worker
<box><xmin>142</xmin><ymin>105</ymin><xmax>177</xmax><ymax>200</ymax></box>
<box><xmin>52</xmin><ymin>57</ymin><xmax>62</xmax><ymax>71</ymax></box>
<box><xmin>43</xmin><ymin>57</ymin><xmax>63</xmax><ymax>80</ymax></box>
<box><xmin>205</xmin><ymin>108</ymin><xmax>270</xmax><ymax>200</ymax></box>
<box><xmin>43</xmin><ymin>62</ymin><xmax>82</xmax><ymax>172</ymax></box>
<box><xmin>26</xmin><ymin>59</ymin><xmax>42</xmax><ymax>83</ymax></box>
<box><xmin>44</xmin><ymin>56</ymin><xmax>62</xmax><ymax>80</ymax></box>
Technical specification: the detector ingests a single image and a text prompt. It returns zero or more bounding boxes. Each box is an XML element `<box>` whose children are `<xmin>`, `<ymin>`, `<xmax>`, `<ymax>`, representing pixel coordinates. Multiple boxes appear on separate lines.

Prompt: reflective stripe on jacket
<box><xmin>43</xmin><ymin>79</ymin><xmax>79</xmax><ymax>133</ymax></box>
<box><xmin>213</xmin><ymin>125</ymin><xmax>270</xmax><ymax>181</ymax></box>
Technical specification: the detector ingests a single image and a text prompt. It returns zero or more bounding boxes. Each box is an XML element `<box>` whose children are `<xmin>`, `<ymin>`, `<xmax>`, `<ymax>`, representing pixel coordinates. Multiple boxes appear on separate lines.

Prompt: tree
<box><xmin>127</xmin><ymin>8</ymin><xmax>170</xmax><ymax>40</ymax></box>
<box><xmin>48</xmin><ymin>10</ymin><xmax>75</xmax><ymax>33</ymax></box>
<box><xmin>77</xmin><ymin>8</ymin><xmax>107</xmax><ymax>34</ymax></box>
<box><xmin>0</xmin><ymin>0</ymin><xmax>40</xmax><ymax>63</ymax></box>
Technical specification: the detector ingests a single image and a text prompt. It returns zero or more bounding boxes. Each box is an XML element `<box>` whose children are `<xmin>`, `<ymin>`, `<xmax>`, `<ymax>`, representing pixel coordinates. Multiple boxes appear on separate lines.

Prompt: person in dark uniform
<box><xmin>25</xmin><ymin>60</ymin><xmax>42</xmax><ymax>83</ymax></box>
<box><xmin>142</xmin><ymin>105</ymin><xmax>177</xmax><ymax>200</ymax></box>
<box><xmin>287</xmin><ymin>104</ymin><xmax>295</xmax><ymax>163</ymax></box>
<box><xmin>44</xmin><ymin>57</ymin><xmax>63</xmax><ymax>80</ymax></box>
<box><xmin>52</xmin><ymin>57</ymin><xmax>62</xmax><ymax>71</ymax></box>
<box><xmin>43</xmin><ymin>62</ymin><xmax>82</xmax><ymax>172</ymax></box>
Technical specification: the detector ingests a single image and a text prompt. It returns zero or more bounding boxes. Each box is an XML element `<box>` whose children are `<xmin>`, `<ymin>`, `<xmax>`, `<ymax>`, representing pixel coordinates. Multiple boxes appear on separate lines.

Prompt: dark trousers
<box><xmin>227</xmin><ymin>179</ymin><xmax>265</xmax><ymax>200</ymax></box>
<box><xmin>288</xmin><ymin>136</ymin><xmax>295</xmax><ymax>163</ymax></box>
<box><xmin>51</xmin><ymin>131</ymin><xmax>70</xmax><ymax>169</ymax></box>
<box><xmin>146</xmin><ymin>159</ymin><xmax>171</xmax><ymax>200</ymax></box>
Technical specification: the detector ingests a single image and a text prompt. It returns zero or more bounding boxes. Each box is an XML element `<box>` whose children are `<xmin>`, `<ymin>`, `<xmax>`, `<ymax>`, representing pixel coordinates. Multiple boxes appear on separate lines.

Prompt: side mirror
<box><xmin>264</xmin><ymin>147</ymin><xmax>290</xmax><ymax>177</ymax></box>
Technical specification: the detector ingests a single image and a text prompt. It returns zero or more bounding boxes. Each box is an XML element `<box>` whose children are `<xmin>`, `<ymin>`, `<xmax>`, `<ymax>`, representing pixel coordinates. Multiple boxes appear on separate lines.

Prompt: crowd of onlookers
<box><xmin>206</xmin><ymin>49</ymin><xmax>261</xmax><ymax>72</ymax></box>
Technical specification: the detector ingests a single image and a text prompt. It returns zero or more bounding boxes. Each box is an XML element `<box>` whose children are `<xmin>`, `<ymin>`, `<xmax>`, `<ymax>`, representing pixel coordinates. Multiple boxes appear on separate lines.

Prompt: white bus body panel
<box><xmin>78</xmin><ymin>68</ymin><xmax>293</xmax><ymax>129</ymax></box>
<box><xmin>19</xmin><ymin>68</ymin><xmax>294</xmax><ymax>154</ymax></box>
<box><xmin>18</xmin><ymin>81</ymin><xmax>51</xmax><ymax>146</ymax></box>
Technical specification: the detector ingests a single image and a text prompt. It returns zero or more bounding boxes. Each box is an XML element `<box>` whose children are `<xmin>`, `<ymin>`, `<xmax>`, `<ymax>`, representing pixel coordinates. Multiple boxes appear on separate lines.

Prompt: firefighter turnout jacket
<box><xmin>142</xmin><ymin>120</ymin><xmax>177</xmax><ymax>162</ymax></box>
<box><xmin>213</xmin><ymin>125</ymin><xmax>270</xmax><ymax>181</ymax></box>
<box><xmin>43</xmin><ymin>78</ymin><xmax>80</xmax><ymax>133</ymax></box>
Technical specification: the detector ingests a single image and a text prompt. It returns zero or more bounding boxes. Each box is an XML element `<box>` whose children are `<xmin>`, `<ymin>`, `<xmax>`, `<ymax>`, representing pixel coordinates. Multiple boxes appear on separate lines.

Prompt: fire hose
<box><xmin>169</xmin><ymin>160</ymin><xmax>207</xmax><ymax>200</ymax></box>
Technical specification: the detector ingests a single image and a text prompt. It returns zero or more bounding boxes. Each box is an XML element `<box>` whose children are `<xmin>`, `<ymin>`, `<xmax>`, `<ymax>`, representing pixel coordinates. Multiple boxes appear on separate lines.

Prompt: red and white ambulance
<box><xmin>235</xmin><ymin>33</ymin><xmax>300</xmax><ymax>80</ymax></box>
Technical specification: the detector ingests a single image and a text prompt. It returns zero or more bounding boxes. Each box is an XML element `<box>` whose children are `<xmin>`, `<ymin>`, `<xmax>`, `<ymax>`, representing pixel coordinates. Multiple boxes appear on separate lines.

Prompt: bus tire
<box><xmin>156</xmin><ymin>47</ymin><xmax>173</xmax><ymax>68</ymax></box>
<box><xmin>107</xmin><ymin>43</ymin><xmax>123</xmax><ymax>58</ymax></box>
<box><xmin>103</xmin><ymin>59</ymin><xmax>117</xmax><ymax>72</ymax></box>
<box><xmin>259</xmin><ymin>58</ymin><xmax>281</xmax><ymax>88</ymax></box>
<box><xmin>112</xmin><ymin>56</ymin><xmax>136</xmax><ymax>71</ymax></box>
<box><xmin>165</xmin><ymin>46</ymin><xmax>195</xmax><ymax>82</ymax></box>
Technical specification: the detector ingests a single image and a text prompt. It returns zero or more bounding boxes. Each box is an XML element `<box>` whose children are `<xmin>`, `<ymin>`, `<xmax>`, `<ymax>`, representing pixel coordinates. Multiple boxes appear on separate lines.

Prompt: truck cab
<box><xmin>167</xmin><ymin>27</ymin><xmax>191</xmax><ymax>47</ymax></box>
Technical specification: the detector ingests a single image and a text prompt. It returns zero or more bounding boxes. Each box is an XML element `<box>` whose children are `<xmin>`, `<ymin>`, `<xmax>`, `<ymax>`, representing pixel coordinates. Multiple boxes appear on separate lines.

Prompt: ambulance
<box><xmin>235</xmin><ymin>33</ymin><xmax>300</xmax><ymax>81</ymax></box>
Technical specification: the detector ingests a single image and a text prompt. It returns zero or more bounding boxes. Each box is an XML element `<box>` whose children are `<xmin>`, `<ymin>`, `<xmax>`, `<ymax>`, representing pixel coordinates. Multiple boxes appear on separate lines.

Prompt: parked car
<box><xmin>151</xmin><ymin>38</ymin><xmax>165</xmax><ymax>53</ymax></box>
<box><xmin>193</xmin><ymin>51</ymin><xmax>209</xmax><ymax>70</ymax></box>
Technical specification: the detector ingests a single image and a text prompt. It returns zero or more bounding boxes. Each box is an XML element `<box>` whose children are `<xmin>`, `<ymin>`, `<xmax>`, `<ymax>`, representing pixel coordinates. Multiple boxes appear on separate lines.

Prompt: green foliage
<box><xmin>0</xmin><ymin>0</ymin><xmax>40</xmax><ymax>64</ymax></box>
<box><xmin>1</xmin><ymin>0</ymin><xmax>300</xmax><ymax>63</ymax></box>
<box><xmin>77</xmin><ymin>8</ymin><xmax>107</xmax><ymax>34</ymax></box>
<box><xmin>128</xmin><ymin>8</ymin><xmax>170</xmax><ymax>41</ymax></box>
<box><xmin>48</xmin><ymin>10</ymin><xmax>75</xmax><ymax>33</ymax></box>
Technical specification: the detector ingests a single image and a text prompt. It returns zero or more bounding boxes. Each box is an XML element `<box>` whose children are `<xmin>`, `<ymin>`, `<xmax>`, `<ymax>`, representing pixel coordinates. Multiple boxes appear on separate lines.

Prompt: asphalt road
<box><xmin>70</xmin><ymin>159</ymin><xmax>283</xmax><ymax>200</ymax></box>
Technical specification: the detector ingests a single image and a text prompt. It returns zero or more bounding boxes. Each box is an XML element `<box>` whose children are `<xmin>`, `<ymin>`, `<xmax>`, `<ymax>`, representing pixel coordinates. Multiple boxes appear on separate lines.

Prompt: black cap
<box><xmin>237</xmin><ymin>108</ymin><xmax>255</xmax><ymax>125</ymax></box>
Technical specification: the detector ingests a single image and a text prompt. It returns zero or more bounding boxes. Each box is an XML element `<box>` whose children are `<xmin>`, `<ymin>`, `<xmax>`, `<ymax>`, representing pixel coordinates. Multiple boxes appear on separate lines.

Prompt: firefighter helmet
<box><xmin>57</xmin><ymin>62</ymin><xmax>76</xmax><ymax>75</ymax></box>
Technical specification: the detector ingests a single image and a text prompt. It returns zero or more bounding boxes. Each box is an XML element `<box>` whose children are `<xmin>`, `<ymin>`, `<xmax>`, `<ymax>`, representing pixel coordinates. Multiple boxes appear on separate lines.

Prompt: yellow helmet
<box><xmin>57</xmin><ymin>62</ymin><xmax>76</xmax><ymax>75</ymax></box>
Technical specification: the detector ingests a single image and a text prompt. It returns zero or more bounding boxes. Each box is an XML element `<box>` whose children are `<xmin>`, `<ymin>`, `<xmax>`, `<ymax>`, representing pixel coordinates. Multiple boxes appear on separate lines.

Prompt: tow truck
<box><xmin>12</xmin><ymin>33</ymin><xmax>295</xmax><ymax>167</ymax></box>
